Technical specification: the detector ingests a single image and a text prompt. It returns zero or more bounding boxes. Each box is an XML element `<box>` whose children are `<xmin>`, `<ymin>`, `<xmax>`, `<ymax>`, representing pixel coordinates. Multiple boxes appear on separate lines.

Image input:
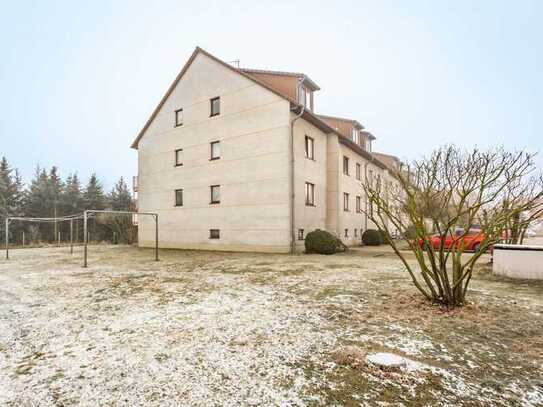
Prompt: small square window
<box><xmin>210</xmin><ymin>185</ymin><xmax>220</xmax><ymax>204</ymax></box>
<box><xmin>210</xmin><ymin>97</ymin><xmax>220</xmax><ymax>117</ymax></box>
<box><xmin>343</xmin><ymin>192</ymin><xmax>349</xmax><ymax>211</ymax></box>
<box><xmin>175</xmin><ymin>108</ymin><xmax>183</xmax><ymax>127</ymax></box>
<box><xmin>305</xmin><ymin>182</ymin><xmax>315</xmax><ymax>206</ymax></box>
<box><xmin>343</xmin><ymin>156</ymin><xmax>349</xmax><ymax>176</ymax></box>
<box><xmin>344</xmin><ymin>229</ymin><xmax>349</xmax><ymax>238</ymax></box>
<box><xmin>210</xmin><ymin>229</ymin><xmax>220</xmax><ymax>239</ymax></box>
<box><xmin>210</xmin><ymin>141</ymin><xmax>221</xmax><ymax>160</ymax></box>
<box><xmin>305</xmin><ymin>136</ymin><xmax>314</xmax><ymax>160</ymax></box>
<box><xmin>175</xmin><ymin>189</ymin><xmax>183</xmax><ymax>207</ymax></box>
<box><xmin>175</xmin><ymin>149</ymin><xmax>183</xmax><ymax>166</ymax></box>
<box><xmin>298</xmin><ymin>229</ymin><xmax>304</xmax><ymax>240</ymax></box>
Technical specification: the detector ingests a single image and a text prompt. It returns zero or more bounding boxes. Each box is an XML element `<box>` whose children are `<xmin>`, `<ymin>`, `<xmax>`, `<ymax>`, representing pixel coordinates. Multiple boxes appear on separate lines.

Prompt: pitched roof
<box><xmin>132</xmin><ymin>47</ymin><xmax>334</xmax><ymax>149</ymax></box>
<box><xmin>240</xmin><ymin>68</ymin><xmax>320</xmax><ymax>91</ymax></box>
<box><xmin>131</xmin><ymin>46</ymin><xmax>386</xmax><ymax>174</ymax></box>
<box><xmin>316</xmin><ymin>114</ymin><xmax>365</xmax><ymax>131</ymax></box>
<box><xmin>373</xmin><ymin>152</ymin><xmax>401</xmax><ymax>171</ymax></box>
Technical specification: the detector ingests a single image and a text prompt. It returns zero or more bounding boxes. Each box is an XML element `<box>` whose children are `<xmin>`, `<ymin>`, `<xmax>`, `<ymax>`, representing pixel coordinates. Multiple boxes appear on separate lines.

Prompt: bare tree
<box><xmin>363</xmin><ymin>145</ymin><xmax>543</xmax><ymax>307</ymax></box>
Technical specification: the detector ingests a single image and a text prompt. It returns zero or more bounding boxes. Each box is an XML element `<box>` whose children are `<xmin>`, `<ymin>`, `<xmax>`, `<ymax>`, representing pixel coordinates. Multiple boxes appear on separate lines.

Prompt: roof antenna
<box><xmin>227</xmin><ymin>59</ymin><xmax>240</xmax><ymax>68</ymax></box>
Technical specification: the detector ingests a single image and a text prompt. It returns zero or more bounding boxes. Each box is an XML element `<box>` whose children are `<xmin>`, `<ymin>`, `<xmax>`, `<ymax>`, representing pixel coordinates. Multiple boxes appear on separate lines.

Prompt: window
<box><xmin>210</xmin><ymin>185</ymin><xmax>220</xmax><ymax>204</ymax></box>
<box><xmin>298</xmin><ymin>229</ymin><xmax>304</xmax><ymax>240</ymax></box>
<box><xmin>210</xmin><ymin>141</ymin><xmax>221</xmax><ymax>160</ymax></box>
<box><xmin>354</xmin><ymin>229</ymin><xmax>358</xmax><ymax>238</ymax></box>
<box><xmin>298</xmin><ymin>87</ymin><xmax>312</xmax><ymax>109</ymax></box>
<box><xmin>356</xmin><ymin>196</ymin><xmax>362</xmax><ymax>213</ymax></box>
<box><xmin>352</xmin><ymin>128</ymin><xmax>359</xmax><ymax>144</ymax></box>
<box><xmin>344</xmin><ymin>229</ymin><xmax>349</xmax><ymax>238</ymax></box>
<box><xmin>175</xmin><ymin>108</ymin><xmax>183</xmax><ymax>127</ymax></box>
<box><xmin>343</xmin><ymin>156</ymin><xmax>349</xmax><ymax>175</ymax></box>
<box><xmin>356</xmin><ymin>163</ymin><xmax>361</xmax><ymax>180</ymax></box>
<box><xmin>210</xmin><ymin>97</ymin><xmax>220</xmax><ymax>116</ymax></box>
<box><xmin>175</xmin><ymin>189</ymin><xmax>183</xmax><ymax>207</ymax></box>
<box><xmin>210</xmin><ymin>229</ymin><xmax>220</xmax><ymax>239</ymax></box>
<box><xmin>305</xmin><ymin>182</ymin><xmax>315</xmax><ymax>206</ymax></box>
<box><xmin>305</xmin><ymin>136</ymin><xmax>314</xmax><ymax>160</ymax></box>
<box><xmin>175</xmin><ymin>149</ymin><xmax>183</xmax><ymax>166</ymax></box>
<box><xmin>343</xmin><ymin>192</ymin><xmax>349</xmax><ymax>211</ymax></box>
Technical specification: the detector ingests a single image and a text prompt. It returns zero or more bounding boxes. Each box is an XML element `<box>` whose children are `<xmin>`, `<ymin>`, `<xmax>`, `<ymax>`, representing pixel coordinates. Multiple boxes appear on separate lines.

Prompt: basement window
<box><xmin>209</xmin><ymin>229</ymin><xmax>220</xmax><ymax>239</ymax></box>
<box><xmin>298</xmin><ymin>229</ymin><xmax>304</xmax><ymax>240</ymax></box>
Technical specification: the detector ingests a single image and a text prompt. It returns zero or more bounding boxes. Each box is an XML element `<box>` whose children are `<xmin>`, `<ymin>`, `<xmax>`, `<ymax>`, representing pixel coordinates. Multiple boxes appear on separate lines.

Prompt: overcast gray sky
<box><xmin>1</xmin><ymin>0</ymin><xmax>541</xmax><ymax>189</ymax></box>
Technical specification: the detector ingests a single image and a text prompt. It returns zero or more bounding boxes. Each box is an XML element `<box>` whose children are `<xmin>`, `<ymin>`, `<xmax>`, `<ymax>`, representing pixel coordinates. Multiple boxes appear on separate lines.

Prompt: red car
<box><xmin>419</xmin><ymin>228</ymin><xmax>486</xmax><ymax>252</ymax></box>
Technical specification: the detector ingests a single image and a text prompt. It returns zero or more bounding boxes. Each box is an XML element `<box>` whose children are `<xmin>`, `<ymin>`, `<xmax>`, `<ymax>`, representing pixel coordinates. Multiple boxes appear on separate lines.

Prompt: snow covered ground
<box><xmin>0</xmin><ymin>245</ymin><xmax>542</xmax><ymax>406</ymax></box>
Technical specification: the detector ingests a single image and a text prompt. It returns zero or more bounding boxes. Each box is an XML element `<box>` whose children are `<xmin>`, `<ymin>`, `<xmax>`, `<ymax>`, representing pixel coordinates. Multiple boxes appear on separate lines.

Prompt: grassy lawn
<box><xmin>0</xmin><ymin>245</ymin><xmax>542</xmax><ymax>406</ymax></box>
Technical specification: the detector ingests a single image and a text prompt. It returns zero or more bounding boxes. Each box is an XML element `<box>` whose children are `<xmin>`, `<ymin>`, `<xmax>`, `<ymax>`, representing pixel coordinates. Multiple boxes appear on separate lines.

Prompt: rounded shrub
<box><xmin>305</xmin><ymin>229</ymin><xmax>345</xmax><ymax>255</ymax></box>
<box><xmin>378</xmin><ymin>229</ymin><xmax>388</xmax><ymax>244</ymax></box>
<box><xmin>362</xmin><ymin>229</ymin><xmax>382</xmax><ymax>246</ymax></box>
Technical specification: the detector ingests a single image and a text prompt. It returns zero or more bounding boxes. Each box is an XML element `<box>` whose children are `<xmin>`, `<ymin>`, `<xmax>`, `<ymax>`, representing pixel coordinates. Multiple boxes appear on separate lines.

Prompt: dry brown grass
<box><xmin>0</xmin><ymin>245</ymin><xmax>542</xmax><ymax>406</ymax></box>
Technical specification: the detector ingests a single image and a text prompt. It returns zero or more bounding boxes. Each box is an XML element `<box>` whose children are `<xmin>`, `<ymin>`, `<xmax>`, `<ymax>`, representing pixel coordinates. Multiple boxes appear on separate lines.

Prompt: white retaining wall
<box><xmin>493</xmin><ymin>244</ymin><xmax>543</xmax><ymax>280</ymax></box>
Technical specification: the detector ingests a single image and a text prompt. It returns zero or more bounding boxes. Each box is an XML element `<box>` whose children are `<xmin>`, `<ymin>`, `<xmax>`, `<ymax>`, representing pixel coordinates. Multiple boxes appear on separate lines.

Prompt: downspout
<box><xmin>289</xmin><ymin>104</ymin><xmax>305</xmax><ymax>254</ymax></box>
<box><xmin>364</xmin><ymin>162</ymin><xmax>368</xmax><ymax>230</ymax></box>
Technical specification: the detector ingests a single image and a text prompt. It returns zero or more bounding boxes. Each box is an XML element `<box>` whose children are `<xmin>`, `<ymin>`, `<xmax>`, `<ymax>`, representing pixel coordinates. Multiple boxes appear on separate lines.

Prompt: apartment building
<box><xmin>131</xmin><ymin>47</ymin><xmax>398</xmax><ymax>253</ymax></box>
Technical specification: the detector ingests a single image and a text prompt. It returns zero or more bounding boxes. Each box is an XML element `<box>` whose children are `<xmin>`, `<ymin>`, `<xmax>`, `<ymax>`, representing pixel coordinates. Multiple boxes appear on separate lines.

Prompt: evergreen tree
<box><xmin>108</xmin><ymin>177</ymin><xmax>132</xmax><ymax>211</ymax></box>
<box><xmin>48</xmin><ymin>166</ymin><xmax>64</xmax><ymax>218</ymax></box>
<box><xmin>0</xmin><ymin>157</ymin><xmax>25</xmax><ymax>217</ymax></box>
<box><xmin>0</xmin><ymin>158</ymin><xmax>26</xmax><ymax>244</ymax></box>
<box><xmin>25</xmin><ymin>166</ymin><xmax>50</xmax><ymax>218</ymax></box>
<box><xmin>62</xmin><ymin>173</ymin><xmax>84</xmax><ymax>215</ymax></box>
<box><xmin>84</xmin><ymin>173</ymin><xmax>106</xmax><ymax>210</ymax></box>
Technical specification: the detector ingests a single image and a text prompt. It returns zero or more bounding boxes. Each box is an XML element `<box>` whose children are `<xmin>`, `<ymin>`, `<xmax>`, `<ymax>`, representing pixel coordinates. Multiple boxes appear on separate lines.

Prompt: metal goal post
<box><xmin>83</xmin><ymin>210</ymin><xmax>158</xmax><ymax>267</ymax></box>
<box><xmin>4</xmin><ymin>214</ymin><xmax>84</xmax><ymax>260</ymax></box>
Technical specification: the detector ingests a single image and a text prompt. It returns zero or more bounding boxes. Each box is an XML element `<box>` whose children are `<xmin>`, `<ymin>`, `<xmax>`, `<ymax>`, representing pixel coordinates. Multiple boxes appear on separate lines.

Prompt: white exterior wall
<box><xmin>137</xmin><ymin>53</ymin><xmax>292</xmax><ymax>252</ymax></box>
<box><xmin>337</xmin><ymin>144</ymin><xmax>371</xmax><ymax>246</ymax></box>
<box><xmin>325</xmin><ymin>134</ymin><xmax>341</xmax><ymax>237</ymax></box>
<box><xmin>292</xmin><ymin>116</ymin><xmax>329</xmax><ymax>250</ymax></box>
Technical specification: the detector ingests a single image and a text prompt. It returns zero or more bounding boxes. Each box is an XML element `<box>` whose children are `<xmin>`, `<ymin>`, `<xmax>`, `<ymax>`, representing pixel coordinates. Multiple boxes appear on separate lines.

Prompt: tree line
<box><xmin>0</xmin><ymin>156</ymin><xmax>135</xmax><ymax>245</ymax></box>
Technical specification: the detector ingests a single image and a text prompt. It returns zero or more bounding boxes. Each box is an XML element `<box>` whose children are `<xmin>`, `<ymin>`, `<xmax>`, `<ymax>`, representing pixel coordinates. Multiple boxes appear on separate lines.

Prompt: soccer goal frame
<box><xmin>4</xmin><ymin>213</ymin><xmax>85</xmax><ymax>260</ymax></box>
<box><xmin>82</xmin><ymin>210</ymin><xmax>159</xmax><ymax>267</ymax></box>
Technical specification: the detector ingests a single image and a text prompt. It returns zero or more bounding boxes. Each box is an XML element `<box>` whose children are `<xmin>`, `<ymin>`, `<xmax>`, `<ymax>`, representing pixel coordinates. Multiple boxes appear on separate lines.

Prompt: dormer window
<box><xmin>352</xmin><ymin>128</ymin><xmax>360</xmax><ymax>145</ymax></box>
<box><xmin>298</xmin><ymin>86</ymin><xmax>312</xmax><ymax>110</ymax></box>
